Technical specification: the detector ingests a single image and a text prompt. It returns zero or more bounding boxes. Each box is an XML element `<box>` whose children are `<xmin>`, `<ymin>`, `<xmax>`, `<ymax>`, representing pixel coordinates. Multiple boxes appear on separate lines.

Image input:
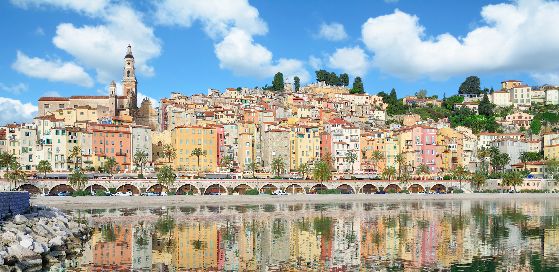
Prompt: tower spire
<box><xmin>125</xmin><ymin>44</ymin><xmax>134</xmax><ymax>59</ymax></box>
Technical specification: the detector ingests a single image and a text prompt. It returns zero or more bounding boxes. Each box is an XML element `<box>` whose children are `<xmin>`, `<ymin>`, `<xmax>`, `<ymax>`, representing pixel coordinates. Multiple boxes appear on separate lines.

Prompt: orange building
<box><xmin>92</xmin><ymin>224</ymin><xmax>133</xmax><ymax>271</ymax></box>
<box><xmin>90</xmin><ymin>123</ymin><xmax>132</xmax><ymax>172</ymax></box>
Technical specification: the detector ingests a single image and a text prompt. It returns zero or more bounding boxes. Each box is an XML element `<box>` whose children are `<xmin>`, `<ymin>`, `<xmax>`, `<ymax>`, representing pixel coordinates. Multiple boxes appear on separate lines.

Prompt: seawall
<box><xmin>0</xmin><ymin>192</ymin><xmax>30</xmax><ymax>220</ymax></box>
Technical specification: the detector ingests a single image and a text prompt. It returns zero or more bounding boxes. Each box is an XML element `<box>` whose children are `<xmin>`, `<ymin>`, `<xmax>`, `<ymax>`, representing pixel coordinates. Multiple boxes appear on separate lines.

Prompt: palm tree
<box><xmin>297</xmin><ymin>162</ymin><xmax>311</xmax><ymax>180</ymax></box>
<box><xmin>69</xmin><ymin>168</ymin><xmax>88</xmax><ymax>191</ymax></box>
<box><xmin>157</xmin><ymin>165</ymin><xmax>176</xmax><ymax>188</ymax></box>
<box><xmin>415</xmin><ymin>164</ymin><xmax>430</xmax><ymax>178</ymax></box>
<box><xmin>104</xmin><ymin>157</ymin><xmax>117</xmax><ymax>177</ymax></box>
<box><xmin>133</xmin><ymin>150</ymin><xmax>149</xmax><ymax>177</ymax></box>
<box><xmin>271</xmin><ymin>156</ymin><xmax>286</xmax><ymax>177</ymax></box>
<box><xmin>69</xmin><ymin>146</ymin><xmax>82</xmax><ymax>170</ymax></box>
<box><xmin>502</xmin><ymin>171</ymin><xmax>524</xmax><ymax>192</ymax></box>
<box><xmin>371</xmin><ymin>150</ymin><xmax>384</xmax><ymax>173</ymax></box>
<box><xmin>162</xmin><ymin>144</ymin><xmax>176</xmax><ymax>163</ymax></box>
<box><xmin>395</xmin><ymin>154</ymin><xmax>406</xmax><ymax>178</ymax></box>
<box><xmin>0</xmin><ymin>152</ymin><xmax>16</xmax><ymax>171</ymax></box>
<box><xmin>477</xmin><ymin>147</ymin><xmax>491</xmax><ymax>173</ymax></box>
<box><xmin>451</xmin><ymin>165</ymin><xmax>470</xmax><ymax>190</ymax></box>
<box><xmin>220</xmin><ymin>155</ymin><xmax>233</xmax><ymax>171</ymax></box>
<box><xmin>313</xmin><ymin>160</ymin><xmax>332</xmax><ymax>185</ymax></box>
<box><xmin>245</xmin><ymin>162</ymin><xmax>257</xmax><ymax>178</ymax></box>
<box><xmin>190</xmin><ymin>148</ymin><xmax>207</xmax><ymax>171</ymax></box>
<box><xmin>382</xmin><ymin>166</ymin><xmax>396</xmax><ymax>181</ymax></box>
<box><xmin>470</xmin><ymin>171</ymin><xmax>487</xmax><ymax>191</ymax></box>
<box><xmin>345</xmin><ymin>151</ymin><xmax>358</xmax><ymax>174</ymax></box>
<box><xmin>4</xmin><ymin>162</ymin><xmax>26</xmax><ymax>190</ymax></box>
<box><xmin>37</xmin><ymin>160</ymin><xmax>52</xmax><ymax>178</ymax></box>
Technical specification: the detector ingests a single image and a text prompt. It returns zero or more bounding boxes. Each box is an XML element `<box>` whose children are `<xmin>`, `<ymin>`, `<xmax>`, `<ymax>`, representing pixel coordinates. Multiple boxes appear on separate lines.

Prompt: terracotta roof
<box><xmin>70</xmin><ymin>95</ymin><xmax>110</xmax><ymax>99</ymax></box>
<box><xmin>38</xmin><ymin>97</ymin><xmax>69</xmax><ymax>101</ymax></box>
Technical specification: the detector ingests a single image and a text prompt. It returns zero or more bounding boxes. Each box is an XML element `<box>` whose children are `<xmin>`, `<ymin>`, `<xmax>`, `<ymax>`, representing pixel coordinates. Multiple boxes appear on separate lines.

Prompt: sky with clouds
<box><xmin>1</xmin><ymin>0</ymin><xmax>559</xmax><ymax>124</ymax></box>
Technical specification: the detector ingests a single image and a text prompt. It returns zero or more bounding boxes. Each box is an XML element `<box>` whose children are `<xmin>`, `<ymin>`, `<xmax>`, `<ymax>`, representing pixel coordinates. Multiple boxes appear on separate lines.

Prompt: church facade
<box><xmin>37</xmin><ymin>45</ymin><xmax>144</xmax><ymax>123</ymax></box>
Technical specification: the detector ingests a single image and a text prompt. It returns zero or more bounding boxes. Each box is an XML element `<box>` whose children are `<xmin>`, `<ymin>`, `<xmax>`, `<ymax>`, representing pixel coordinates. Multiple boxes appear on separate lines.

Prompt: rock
<box><xmin>19</xmin><ymin>237</ymin><xmax>33</xmax><ymax>250</ymax></box>
<box><xmin>31</xmin><ymin>242</ymin><xmax>46</xmax><ymax>255</ymax></box>
<box><xmin>1</xmin><ymin>232</ymin><xmax>17</xmax><ymax>244</ymax></box>
<box><xmin>48</xmin><ymin>236</ymin><xmax>64</xmax><ymax>247</ymax></box>
<box><xmin>13</xmin><ymin>215</ymin><xmax>27</xmax><ymax>225</ymax></box>
<box><xmin>6</xmin><ymin>244</ymin><xmax>37</xmax><ymax>260</ymax></box>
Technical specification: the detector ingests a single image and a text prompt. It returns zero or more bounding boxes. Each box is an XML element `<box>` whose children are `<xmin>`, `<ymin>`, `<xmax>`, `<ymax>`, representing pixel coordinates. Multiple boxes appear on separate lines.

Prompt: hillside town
<box><xmin>1</xmin><ymin>45</ymin><xmax>559</xmax><ymax>188</ymax></box>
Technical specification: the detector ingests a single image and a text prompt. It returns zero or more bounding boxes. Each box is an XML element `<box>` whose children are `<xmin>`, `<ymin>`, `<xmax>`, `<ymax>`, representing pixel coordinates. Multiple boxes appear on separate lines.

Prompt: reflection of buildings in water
<box><xmin>172</xmin><ymin>222</ymin><xmax>222</xmax><ymax>270</ymax></box>
<box><xmin>92</xmin><ymin>224</ymin><xmax>133</xmax><ymax>271</ymax></box>
<box><xmin>132</xmin><ymin>224</ymin><xmax>153</xmax><ymax>271</ymax></box>
<box><xmin>238</xmin><ymin>217</ymin><xmax>259</xmax><ymax>271</ymax></box>
<box><xmin>151</xmin><ymin>228</ymin><xmax>173</xmax><ymax>269</ymax></box>
<box><xmin>223</xmin><ymin>220</ymin><xmax>240</xmax><ymax>271</ymax></box>
<box><xmin>331</xmin><ymin>217</ymin><xmax>361</xmax><ymax>269</ymax></box>
<box><xmin>545</xmin><ymin>229</ymin><xmax>559</xmax><ymax>260</ymax></box>
<box><xmin>289</xmin><ymin>217</ymin><xmax>321</xmax><ymax>269</ymax></box>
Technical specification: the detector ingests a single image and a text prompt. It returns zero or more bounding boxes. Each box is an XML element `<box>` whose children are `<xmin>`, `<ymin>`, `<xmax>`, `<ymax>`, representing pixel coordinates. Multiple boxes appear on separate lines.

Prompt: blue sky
<box><xmin>1</xmin><ymin>0</ymin><xmax>559</xmax><ymax>124</ymax></box>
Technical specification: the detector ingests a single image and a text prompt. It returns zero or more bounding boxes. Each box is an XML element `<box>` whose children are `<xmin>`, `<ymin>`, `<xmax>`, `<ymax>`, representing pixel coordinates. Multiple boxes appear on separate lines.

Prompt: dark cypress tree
<box><xmin>294</xmin><ymin>76</ymin><xmax>300</xmax><ymax>92</ymax></box>
<box><xmin>272</xmin><ymin>72</ymin><xmax>284</xmax><ymax>92</ymax></box>
<box><xmin>350</xmin><ymin>77</ymin><xmax>364</xmax><ymax>94</ymax></box>
<box><xmin>478</xmin><ymin>93</ymin><xmax>494</xmax><ymax>116</ymax></box>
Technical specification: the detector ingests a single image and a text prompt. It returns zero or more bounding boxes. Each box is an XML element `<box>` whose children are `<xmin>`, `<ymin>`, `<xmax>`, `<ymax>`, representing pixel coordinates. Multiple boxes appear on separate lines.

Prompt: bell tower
<box><xmin>122</xmin><ymin>44</ymin><xmax>138</xmax><ymax>114</ymax></box>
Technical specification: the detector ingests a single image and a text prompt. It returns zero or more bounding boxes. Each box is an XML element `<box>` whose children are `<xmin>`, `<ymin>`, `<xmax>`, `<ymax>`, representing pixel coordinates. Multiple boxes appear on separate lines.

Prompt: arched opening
<box><xmin>408</xmin><ymin>184</ymin><xmax>425</xmax><ymax>193</ymax></box>
<box><xmin>84</xmin><ymin>184</ymin><xmax>108</xmax><ymax>194</ymax></box>
<box><xmin>176</xmin><ymin>184</ymin><xmax>199</xmax><ymax>195</ymax></box>
<box><xmin>49</xmin><ymin>184</ymin><xmax>75</xmax><ymax>196</ymax></box>
<box><xmin>204</xmin><ymin>184</ymin><xmax>227</xmax><ymax>195</ymax></box>
<box><xmin>309</xmin><ymin>184</ymin><xmax>328</xmax><ymax>194</ymax></box>
<box><xmin>336</xmin><ymin>184</ymin><xmax>354</xmax><ymax>194</ymax></box>
<box><xmin>147</xmin><ymin>184</ymin><xmax>168</xmax><ymax>193</ymax></box>
<box><xmin>361</xmin><ymin>184</ymin><xmax>378</xmax><ymax>194</ymax></box>
<box><xmin>18</xmin><ymin>184</ymin><xmax>41</xmax><ymax>195</ymax></box>
<box><xmin>431</xmin><ymin>184</ymin><xmax>447</xmax><ymax>194</ymax></box>
<box><xmin>286</xmin><ymin>184</ymin><xmax>305</xmax><ymax>194</ymax></box>
<box><xmin>259</xmin><ymin>184</ymin><xmax>277</xmax><ymax>194</ymax></box>
<box><xmin>384</xmin><ymin>184</ymin><xmax>401</xmax><ymax>193</ymax></box>
<box><xmin>116</xmin><ymin>184</ymin><xmax>140</xmax><ymax>195</ymax></box>
<box><xmin>232</xmin><ymin>184</ymin><xmax>253</xmax><ymax>195</ymax></box>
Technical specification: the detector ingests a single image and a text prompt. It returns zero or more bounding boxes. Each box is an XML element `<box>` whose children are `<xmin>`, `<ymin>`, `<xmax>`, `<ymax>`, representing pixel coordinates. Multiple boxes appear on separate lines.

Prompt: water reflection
<box><xmin>61</xmin><ymin>200</ymin><xmax>559</xmax><ymax>271</ymax></box>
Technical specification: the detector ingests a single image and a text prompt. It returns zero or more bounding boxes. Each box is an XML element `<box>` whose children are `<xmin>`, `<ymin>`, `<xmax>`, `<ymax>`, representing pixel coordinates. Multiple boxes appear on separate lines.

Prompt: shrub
<box><xmin>137</xmin><ymin>174</ymin><xmax>144</xmax><ymax>179</ymax></box>
<box><xmin>109</xmin><ymin>188</ymin><xmax>117</xmax><ymax>194</ymax></box>
<box><xmin>453</xmin><ymin>188</ymin><xmax>464</xmax><ymax>194</ymax></box>
<box><xmin>443</xmin><ymin>175</ymin><xmax>452</xmax><ymax>180</ymax></box>
<box><xmin>245</xmin><ymin>189</ymin><xmax>259</xmax><ymax>195</ymax></box>
<box><xmin>385</xmin><ymin>188</ymin><xmax>397</xmax><ymax>194</ymax></box>
<box><xmin>318</xmin><ymin>189</ymin><xmax>341</xmax><ymax>194</ymax></box>
<box><xmin>72</xmin><ymin>190</ymin><xmax>89</xmax><ymax>197</ymax></box>
<box><xmin>400</xmin><ymin>189</ymin><xmax>409</xmax><ymax>194</ymax></box>
<box><xmin>95</xmin><ymin>190</ymin><xmax>107</xmax><ymax>196</ymax></box>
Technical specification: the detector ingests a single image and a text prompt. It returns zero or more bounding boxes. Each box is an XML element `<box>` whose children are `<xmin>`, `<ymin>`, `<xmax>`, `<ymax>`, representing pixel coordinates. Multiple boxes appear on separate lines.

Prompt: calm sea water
<box><xmin>57</xmin><ymin>199</ymin><xmax>559</xmax><ymax>271</ymax></box>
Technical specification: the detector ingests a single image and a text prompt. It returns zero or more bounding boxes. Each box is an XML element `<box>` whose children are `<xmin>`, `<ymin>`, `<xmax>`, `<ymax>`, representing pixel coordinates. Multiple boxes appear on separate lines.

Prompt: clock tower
<box><xmin>122</xmin><ymin>44</ymin><xmax>138</xmax><ymax>115</ymax></box>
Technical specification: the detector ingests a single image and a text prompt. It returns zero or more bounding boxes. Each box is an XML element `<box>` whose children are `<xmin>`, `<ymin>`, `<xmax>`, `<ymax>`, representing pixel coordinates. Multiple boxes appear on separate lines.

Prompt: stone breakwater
<box><xmin>0</xmin><ymin>206</ymin><xmax>90</xmax><ymax>271</ymax></box>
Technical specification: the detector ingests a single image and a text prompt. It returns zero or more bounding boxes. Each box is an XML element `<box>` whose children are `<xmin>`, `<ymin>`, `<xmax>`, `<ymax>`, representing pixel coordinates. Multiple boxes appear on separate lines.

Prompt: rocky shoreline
<box><xmin>0</xmin><ymin>206</ymin><xmax>90</xmax><ymax>271</ymax></box>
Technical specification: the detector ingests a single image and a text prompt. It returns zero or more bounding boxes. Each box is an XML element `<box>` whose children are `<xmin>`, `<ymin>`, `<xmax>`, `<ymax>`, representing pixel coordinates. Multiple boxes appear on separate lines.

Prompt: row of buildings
<box><xmin>1</xmin><ymin>45</ymin><xmax>559</xmax><ymax>177</ymax></box>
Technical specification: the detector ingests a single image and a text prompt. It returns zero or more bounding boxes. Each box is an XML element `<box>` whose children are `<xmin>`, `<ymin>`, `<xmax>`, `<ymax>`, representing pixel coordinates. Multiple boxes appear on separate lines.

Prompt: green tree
<box><xmin>451</xmin><ymin>165</ymin><xmax>470</xmax><ymax>190</ymax></box>
<box><xmin>415</xmin><ymin>89</ymin><xmax>427</xmax><ymax>98</ymax></box>
<box><xmin>69</xmin><ymin>167</ymin><xmax>88</xmax><ymax>191</ymax></box>
<box><xmin>339</xmin><ymin>73</ymin><xmax>349</xmax><ymax>87</ymax></box>
<box><xmin>345</xmin><ymin>151</ymin><xmax>358</xmax><ymax>173</ymax></box>
<box><xmin>315</xmin><ymin>69</ymin><xmax>329</xmax><ymax>83</ymax></box>
<box><xmin>220</xmin><ymin>155</ymin><xmax>234</xmax><ymax>171</ymax></box>
<box><xmin>133</xmin><ymin>150</ymin><xmax>149</xmax><ymax>177</ymax></box>
<box><xmin>530</xmin><ymin>118</ymin><xmax>542</xmax><ymax>135</ymax></box>
<box><xmin>395</xmin><ymin>154</ymin><xmax>406</xmax><ymax>179</ymax></box>
<box><xmin>157</xmin><ymin>165</ymin><xmax>176</xmax><ymax>188</ymax></box>
<box><xmin>442</xmin><ymin>95</ymin><xmax>465</xmax><ymax>111</ymax></box>
<box><xmin>502</xmin><ymin>171</ymin><xmax>524</xmax><ymax>192</ymax></box>
<box><xmin>245</xmin><ymin>162</ymin><xmax>257</xmax><ymax>177</ymax></box>
<box><xmin>0</xmin><ymin>152</ymin><xmax>16</xmax><ymax>171</ymax></box>
<box><xmin>545</xmin><ymin>159</ymin><xmax>559</xmax><ymax>180</ymax></box>
<box><xmin>478</xmin><ymin>94</ymin><xmax>494</xmax><ymax>116</ymax></box>
<box><xmin>272</xmin><ymin>72</ymin><xmax>284</xmax><ymax>92</ymax></box>
<box><xmin>69</xmin><ymin>145</ymin><xmax>82</xmax><ymax>170</ymax></box>
<box><xmin>458</xmin><ymin>76</ymin><xmax>481</xmax><ymax>95</ymax></box>
<box><xmin>191</xmin><ymin>148</ymin><xmax>207</xmax><ymax>171</ymax></box>
<box><xmin>4</xmin><ymin>162</ymin><xmax>26</xmax><ymax>190</ymax></box>
<box><xmin>293</xmin><ymin>76</ymin><xmax>300</xmax><ymax>92</ymax></box>
<box><xmin>313</xmin><ymin>160</ymin><xmax>332</xmax><ymax>184</ymax></box>
<box><xmin>37</xmin><ymin>160</ymin><xmax>52</xmax><ymax>178</ymax></box>
<box><xmin>271</xmin><ymin>156</ymin><xmax>286</xmax><ymax>177</ymax></box>
<box><xmin>327</xmin><ymin>72</ymin><xmax>340</xmax><ymax>86</ymax></box>
<box><xmin>370</xmin><ymin>150</ymin><xmax>384</xmax><ymax>173</ymax></box>
<box><xmin>350</xmin><ymin>77</ymin><xmax>364</xmax><ymax>94</ymax></box>
<box><xmin>163</xmin><ymin>144</ymin><xmax>176</xmax><ymax>163</ymax></box>
<box><xmin>491</xmin><ymin>152</ymin><xmax>510</xmax><ymax>173</ymax></box>
<box><xmin>416</xmin><ymin>164</ymin><xmax>430</xmax><ymax>176</ymax></box>
<box><xmin>470</xmin><ymin>171</ymin><xmax>487</xmax><ymax>191</ymax></box>
<box><xmin>297</xmin><ymin>162</ymin><xmax>311</xmax><ymax>180</ymax></box>
<box><xmin>382</xmin><ymin>166</ymin><xmax>396</xmax><ymax>181</ymax></box>
<box><xmin>519</xmin><ymin>151</ymin><xmax>543</xmax><ymax>170</ymax></box>
<box><xmin>104</xmin><ymin>157</ymin><xmax>117</xmax><ymax>176</ymax></box>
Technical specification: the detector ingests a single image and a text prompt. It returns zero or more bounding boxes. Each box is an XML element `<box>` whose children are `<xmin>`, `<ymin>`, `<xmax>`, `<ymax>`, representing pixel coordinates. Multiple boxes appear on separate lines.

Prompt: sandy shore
<box><xmin>30</xmin><ymin>193</ymin><xmax>559</xmax><ymax>209</ymax></box>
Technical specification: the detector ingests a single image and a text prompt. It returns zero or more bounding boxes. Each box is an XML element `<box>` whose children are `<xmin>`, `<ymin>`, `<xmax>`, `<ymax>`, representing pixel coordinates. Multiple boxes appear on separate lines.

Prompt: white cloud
<box><xmin>0</xmin><ymin>82</ymin><xmax>28</xmax><ymax>94</ymax></box>
<box><xmin>155</xmin><ymin>0</ymin><xmax>267</xmax><ymax>38</ymax></box>
<box><xmin>328</xmin><ymin>46</ymin><xmax>369</xmax><ymax>76</ymax></box>
<box><xmin>361</xmin><ymin>0</ymin><xmax>559</xmax><ymax>82</ymax></box>
<box><xmin>138</xmin><ymin>92</ymin><xmax>160</xmax><ymax>108</ymax></box>
<box><xmin>52</xmin><ymin>5</ymin><xmax>161</xmax><ymax>83</ymax></box>
<box><xmin>0</xmin><ymin>97</ymin><xmax>37</xmax><ymax>124</ymax></box>
<box><xmin>215</xmin><ymin>28</ymin><xmax>309</xmax><ymax>82</ymax></box>
<box><xmin>10</xmin><ymin>0</ymin><xmax>109</xmax><ymax>16</ymax></box>
<box><xmin>12</xmin><ymin>51</ymin><xmax>93</xmax><ymax>87</ymax></box>
<box><xmin>308</xmin><ymin>56</ymin><xmax>323</xmax><ymax>70</ymax></box>
<box><xmin>317</xmin><ymin>22</ymin><xmax>348</xmax><ymax>41</ymax></box>
<box><xmin>155</xmin><ymin>0</ymin><xmax>309</xmax><ymax>82</ymax></box>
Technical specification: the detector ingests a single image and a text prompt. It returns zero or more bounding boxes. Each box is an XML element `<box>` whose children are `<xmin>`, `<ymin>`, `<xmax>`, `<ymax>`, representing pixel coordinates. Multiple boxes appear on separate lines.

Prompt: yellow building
<box><xmin>290</xmin><ymin>126</ymin><xmax>321</xmax><ymax>170</ymax></box>
<box><xmin>237</xmin><ymin>123</ymin><xmax>258</xmax><ymax>172</ymax></box>
<box><xmin>52</xmin><ymin>106</ymin><xmax>99</xmax><ymax>128</ymax></box>
<box><xmin>436</xmin><ymin>127</ymin><xmax>465</xmax><ymax>172</ymax></box>
<box><xmin>543</xmin><ymin>132</ymin><xmax>559</xmax><ymax>160</ymax></box>
<box><xmin>172</xmin><ymin>125</ymin><xmax>218</xmax><ymax>172</ymax></box>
